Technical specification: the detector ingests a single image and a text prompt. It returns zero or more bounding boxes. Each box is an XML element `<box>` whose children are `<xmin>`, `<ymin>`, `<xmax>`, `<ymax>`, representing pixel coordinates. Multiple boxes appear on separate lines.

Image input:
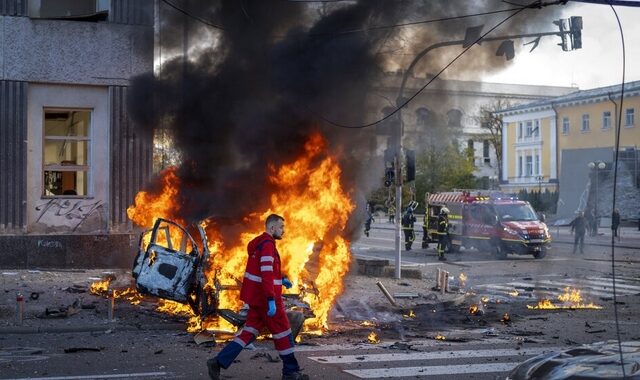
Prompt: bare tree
<box><xmin>475</xmin><ymin>99</ymin><xmax>513</xmax><ymax>176</ymax></box>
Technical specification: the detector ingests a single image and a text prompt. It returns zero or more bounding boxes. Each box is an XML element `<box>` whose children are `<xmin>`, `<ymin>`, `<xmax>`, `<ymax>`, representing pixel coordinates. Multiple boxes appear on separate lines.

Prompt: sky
<box><xmin>484</xmin><ymin>1</ymin><xmax>640</xmax><ymax>90</ymax></box>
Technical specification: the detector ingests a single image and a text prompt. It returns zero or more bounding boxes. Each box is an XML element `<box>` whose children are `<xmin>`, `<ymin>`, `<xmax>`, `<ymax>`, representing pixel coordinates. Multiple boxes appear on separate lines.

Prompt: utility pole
<box><xmin>391</xmin><ymin>18</ymin><xmax>582</xmax><ymax>279</ymax></box>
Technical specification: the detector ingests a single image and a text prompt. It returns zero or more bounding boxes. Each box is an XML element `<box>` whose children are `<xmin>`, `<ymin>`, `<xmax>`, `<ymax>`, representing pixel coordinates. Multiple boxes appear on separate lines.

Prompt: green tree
<box><xmin>414</xmin><ymin>144</ymin><xmax>477</xmax><ymax>203</ymax></box>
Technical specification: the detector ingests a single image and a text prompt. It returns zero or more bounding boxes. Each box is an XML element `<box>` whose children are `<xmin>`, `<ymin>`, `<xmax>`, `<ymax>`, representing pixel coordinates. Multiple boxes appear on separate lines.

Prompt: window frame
<box><xmin>562</xmin><ymin>117</ymin><xmax>570</xmax><ymax>135</ymax></box>
<box><xmin>581</xmin><ymin>113</ymin><xmax>590</xmax><ymax>132</ymax></box>
<box><xmin>42</xmin><ymin>108</ymin><xmax>92</xmax><ymax>198</ymax></box>
<box><xmin>602</xmin><ymin>111</ymin><xmax>611</xmax><ymax>130</ymax></box>
<box><xmin>625</xmin><ymin>108</ymin><xmax>635</xmax><ymax>127</ymax></box>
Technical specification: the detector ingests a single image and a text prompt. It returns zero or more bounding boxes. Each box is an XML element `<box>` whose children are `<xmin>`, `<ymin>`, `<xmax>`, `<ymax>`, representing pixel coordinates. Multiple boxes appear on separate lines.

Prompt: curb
<box><xmin>0</xmin><ymin>322</ymin><xmax>185</xmax><ymax>335</ymax></box>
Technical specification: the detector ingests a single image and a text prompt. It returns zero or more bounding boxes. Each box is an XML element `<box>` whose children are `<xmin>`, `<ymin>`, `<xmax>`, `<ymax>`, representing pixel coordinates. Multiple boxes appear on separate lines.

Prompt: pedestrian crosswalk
<box><xmin>473</xmin><ymin>275</ymin><xmax>640</xmax><ymax>299</ymax></box>
<box><xmin>307</xmin><ymin>345</ymin><xmax>561</xmax><ymax>378</ymax></box>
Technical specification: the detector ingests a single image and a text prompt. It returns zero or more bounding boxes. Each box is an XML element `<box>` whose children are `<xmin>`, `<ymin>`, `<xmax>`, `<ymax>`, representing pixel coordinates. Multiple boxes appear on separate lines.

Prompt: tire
<box><xmin>532</xmin><ymin>247</ymin><xmax>547</xmax><ymax>259</ymax></box>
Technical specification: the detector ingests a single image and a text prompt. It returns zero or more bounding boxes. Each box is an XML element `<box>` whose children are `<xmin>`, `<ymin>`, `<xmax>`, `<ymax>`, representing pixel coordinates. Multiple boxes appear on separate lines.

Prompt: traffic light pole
<box><xmin>391</xmin><ymin>22</ymin><xmax>579</xmax><ymax>279</ymax></box>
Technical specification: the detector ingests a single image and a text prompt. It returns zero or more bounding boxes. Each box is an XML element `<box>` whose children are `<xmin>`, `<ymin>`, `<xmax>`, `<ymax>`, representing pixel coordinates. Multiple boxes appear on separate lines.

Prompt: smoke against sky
<box><xmin>128</xmin><ymin>0</ymin><xmax>569</xmax><ymax>231</ymax></box>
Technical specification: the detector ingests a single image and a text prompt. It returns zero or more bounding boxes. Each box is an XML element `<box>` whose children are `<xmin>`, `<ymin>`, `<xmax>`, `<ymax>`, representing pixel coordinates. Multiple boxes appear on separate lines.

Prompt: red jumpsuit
<box><xmin>214</xmin><ymin>232</ymin><xmax>299</xmax><ymax>374</ymax></box>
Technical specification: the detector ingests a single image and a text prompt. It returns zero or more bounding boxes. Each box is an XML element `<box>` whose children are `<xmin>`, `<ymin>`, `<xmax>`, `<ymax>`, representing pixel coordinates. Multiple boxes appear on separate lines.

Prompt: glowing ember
<box><xmin>360</xmin><ymin>321</ymin><xmax>375</xmax><ymax>327</ymax></box>
<box><xmin>481</xmin><ymin>296</ymin><xmax>489</xmax><ymax>304</ymax></box>
<box><xmin>458</xmin><ymin>273</ymin><xmax>467</xmax><ymax>287</ymax></box>
<box><xmin>527</xmin><ymin>287</ymin><xmax>603</xmax><ymax>310</ymax></box>
<box><xmin>89</xmin><ymin>280</ymin><xmax>111</xmax><ymax>295</ymax></box>
<box><xmin>508</xmin><ymin>289</ymin><xmax>519</xmax><ymax>297</ymax></box>
<box><xmin>368</xmin><ymin>331</ymin><xmax>380</xmax><ymax>344</ymax></box>
<box><xmin>127</xmin><ymin>132</ymin><xmax>355</xmax><ymax>333</ymax></box>
<box><xmin>435</xmin><ymin>334</ymin><xmax>446</xmax><ymax>340</ymax></box>
<box><xmin>403</xmin><ymin>310</ymin><xmax>416</xmax><ymax>318</ymax></box>
<box><xmin>501</xmin><ymin>313</ymin><xmax>511</xmax><ymax>323</ymax></box>
<box><xmin>469</xmin><ymin>304</ymin><xmax>478</xmax><ymax>315</ymax></box>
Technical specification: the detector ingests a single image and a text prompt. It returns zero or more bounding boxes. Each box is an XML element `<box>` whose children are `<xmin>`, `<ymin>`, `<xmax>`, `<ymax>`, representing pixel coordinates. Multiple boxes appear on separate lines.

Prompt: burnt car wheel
<box><xmin>494</xmin><ymin>243</ymin><xmax>507</xmax><ymax>260</ymax></box>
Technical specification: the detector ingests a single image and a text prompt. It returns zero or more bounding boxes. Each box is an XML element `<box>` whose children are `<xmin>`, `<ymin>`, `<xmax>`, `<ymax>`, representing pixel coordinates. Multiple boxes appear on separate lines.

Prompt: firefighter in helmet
<box><xmin>436</xmin><ymin>207</ymin><xmax>450</xmax><ymax>261</ymax></box>
<box><xmin>402</xmin><ymin>206</ymin><xmax>417</xmax><ymax>250</ymax></box>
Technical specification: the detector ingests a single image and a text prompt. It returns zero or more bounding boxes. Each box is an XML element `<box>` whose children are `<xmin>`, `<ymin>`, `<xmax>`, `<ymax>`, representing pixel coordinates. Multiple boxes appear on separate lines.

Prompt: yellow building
<box><xmin>497</xmin><ymin>81</ymin><xmax>640</xmax><ymax>220</ymax></box>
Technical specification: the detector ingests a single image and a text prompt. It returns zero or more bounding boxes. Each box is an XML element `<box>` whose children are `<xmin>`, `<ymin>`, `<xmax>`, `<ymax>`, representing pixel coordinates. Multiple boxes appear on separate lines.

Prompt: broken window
<box><xmin>28</xmin><ymin>0</ymin><xmax>109</xmax><ymax>21</ymax></box>
<box><xmin>43</xmin><ymin>109</ymin><xmax>91</xmax><ymax>197</ymax></box>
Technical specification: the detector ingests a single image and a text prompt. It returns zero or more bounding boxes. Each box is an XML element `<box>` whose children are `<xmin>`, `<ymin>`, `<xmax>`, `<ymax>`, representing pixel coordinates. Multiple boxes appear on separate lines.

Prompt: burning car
<box><xmin>132</xmin><ymin>217</ymin><xmax>311</xmax><ymax>338</ymax></box>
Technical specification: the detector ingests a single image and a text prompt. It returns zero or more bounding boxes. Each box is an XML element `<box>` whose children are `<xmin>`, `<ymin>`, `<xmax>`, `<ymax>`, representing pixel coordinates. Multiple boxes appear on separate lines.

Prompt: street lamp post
<box><xmin>588</xmin><ymin>161</ymin><xmax>606</xmax><ymax>235</ymax></box>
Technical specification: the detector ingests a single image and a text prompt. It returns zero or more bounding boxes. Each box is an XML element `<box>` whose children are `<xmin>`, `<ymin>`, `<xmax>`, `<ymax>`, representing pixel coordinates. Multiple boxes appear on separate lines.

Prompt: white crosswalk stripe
<box><xmin>473</xmin><ymin>275</ymin><xmax>640</xmax><ymax>300</ymax></box>
<box><xmin>308</xmin><ymin>346</ymin><xmax>562</xmax><ymax>379</ymax></box>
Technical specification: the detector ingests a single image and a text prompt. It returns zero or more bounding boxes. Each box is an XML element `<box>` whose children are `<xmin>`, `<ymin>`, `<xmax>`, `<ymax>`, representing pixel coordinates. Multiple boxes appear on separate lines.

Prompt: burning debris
<box><xmin>367</xmin><ymin>331</ymin><xmax>380</xmax><ymax>344</ymax></box>
<box><xmin>403</xmin><ymin>310</ymin><xmax>416</xmax><ymax>319</ymax></box>
<box><xmin>435</xmin><ymin>334</ymin><xmax>446</xmax><ymax>341</ymax></box>
<box><xmin>527</xmin><ymin>287</ymin><xmax>603</xmax><ymax>310</ymax></box>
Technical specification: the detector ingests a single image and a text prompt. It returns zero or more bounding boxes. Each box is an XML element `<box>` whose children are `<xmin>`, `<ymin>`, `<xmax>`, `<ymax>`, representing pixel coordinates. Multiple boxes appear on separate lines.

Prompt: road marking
<box><xmin>308</xmin><ymin>346</ymin><xmax>560</xmax><ymax>364</ymax></box>
<box><xmin>4</xmin><ymin>372</ymin><xmax>169</xmax><ymax>380</ymax></box>
<box><xmin>344</xmin><ymin>363</ymin><xmax>518</xmax><ymax>378</ymax></box>
<box><xmin>296</xmin><ymin>337</ymin><xmax>511</xmax><ymax>352</ymax></box>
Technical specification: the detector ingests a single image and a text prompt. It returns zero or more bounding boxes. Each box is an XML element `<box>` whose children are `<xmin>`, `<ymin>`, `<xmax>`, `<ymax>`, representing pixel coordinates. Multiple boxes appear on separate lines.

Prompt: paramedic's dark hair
<box><xmin>266</xmin><ymin>214</ymin><xmax>285</xmax><ymax>229</ymax></box>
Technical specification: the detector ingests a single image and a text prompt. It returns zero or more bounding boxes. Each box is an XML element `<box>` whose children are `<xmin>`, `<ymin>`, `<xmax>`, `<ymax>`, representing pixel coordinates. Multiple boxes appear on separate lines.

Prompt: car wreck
<box><xmin>131</xmin><ymin>218</ymin><xmax>310</xmax><ymax>338</ymax></box>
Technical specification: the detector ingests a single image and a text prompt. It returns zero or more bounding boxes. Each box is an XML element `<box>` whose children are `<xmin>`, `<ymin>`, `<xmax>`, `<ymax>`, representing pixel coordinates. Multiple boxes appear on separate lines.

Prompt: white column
<box><xmin>502</xmin><ymin>121</ymin><xmax>508</xmax><ymax>182</ymax></box>
<box><xmin>549</xmin><ymin>116</ymin><xmax>557</xmax><ymax>180</ymax></box>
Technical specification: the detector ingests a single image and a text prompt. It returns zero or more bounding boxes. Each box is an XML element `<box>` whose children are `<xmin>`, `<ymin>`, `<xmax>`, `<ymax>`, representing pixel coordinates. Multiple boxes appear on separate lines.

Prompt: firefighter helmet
<box><xmin>440</xmin><ymin>207</ymin><xmax>450</xmax><ymax>215</ymax></box>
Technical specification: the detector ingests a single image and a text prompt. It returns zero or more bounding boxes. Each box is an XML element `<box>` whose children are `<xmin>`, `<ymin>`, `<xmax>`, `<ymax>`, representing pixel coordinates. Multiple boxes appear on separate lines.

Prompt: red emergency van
<box><xmin>423</xmin><ymin>190</ymin><xmax>551</xmax><ymax>259</ymax></box>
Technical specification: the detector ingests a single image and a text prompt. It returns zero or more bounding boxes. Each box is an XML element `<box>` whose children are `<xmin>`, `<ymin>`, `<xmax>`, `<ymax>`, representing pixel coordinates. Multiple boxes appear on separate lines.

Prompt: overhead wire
<box><xmin>315</xmin><ymin>2</ymin><xmax>539</xmax><ymax>129</ymax></box>
<box><xmin>161</xmin><ymin>0</ymin><xmax>226</xmax><ymax>30</ymax></box>
<box><xmin>607</xmin><ymin>2</ymin><xmax>627</xmax><ymax>376</ymax></box>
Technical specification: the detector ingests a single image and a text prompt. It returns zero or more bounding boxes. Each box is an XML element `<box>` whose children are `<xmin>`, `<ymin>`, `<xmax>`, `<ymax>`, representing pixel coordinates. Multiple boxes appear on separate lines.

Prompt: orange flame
<box><xmin>127</xmin><ymin>132</ymin><xmax>354</xmax><ymax>333</ymax></box>
<box><xmin>435</xmin><ymin>334</ymin><xmax>446</xmax><ymax>340</ymax></box>
<box><xmin>403</xmin><ymin>310</ymin><xmax>416</xmax><ymax>318</ymax></box>
<box><xmin>469</xmin><ymin>304</ymin><xmax>478</xmax><ymax>315</ymax></box>
<box><xmin>368</xmin><ymin>331</ymin><xmax>380</xmax><ymax>344</ymax></box>
<box><xmin>527</xmin><ymin>287</ymin><xmax>603</xmax><ymax>310</ymax></box>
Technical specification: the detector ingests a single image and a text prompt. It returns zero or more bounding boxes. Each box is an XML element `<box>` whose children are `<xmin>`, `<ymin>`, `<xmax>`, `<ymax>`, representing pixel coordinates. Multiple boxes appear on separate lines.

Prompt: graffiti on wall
<box><xmin>35</xmin><ymin>199</ymin><xmax>104</xmax><ymax>232</ymax></box>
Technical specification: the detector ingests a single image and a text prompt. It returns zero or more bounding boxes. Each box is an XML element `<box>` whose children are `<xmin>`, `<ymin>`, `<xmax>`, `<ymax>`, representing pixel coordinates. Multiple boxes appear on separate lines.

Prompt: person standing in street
<box><xmin>569</xmin><ymin>211</ymin><xmax>588</xmax><ymax>254</ymax></box>
<box><xmin>436</xmin><ymin>207</ymin><xmax>450</xmax><ymax>261</ymax></box>
<box><xmin>402</xmin><ymin>207</ymin><xmax>416</xmax><ymax>250</ymax></box>
<box><xmin>611</xmin><ymin>208</ymin><xmax>620</xmax><ymax>239</ymax></box>
<box><xmin>364</xmin><ymin>203</ymin><xmax>374</xmax><ymax>237</ymax></box>
<box><xmin>207</xmin><ymin>214</ymin><xmax>308</xmax><ymax>380</ymax></box>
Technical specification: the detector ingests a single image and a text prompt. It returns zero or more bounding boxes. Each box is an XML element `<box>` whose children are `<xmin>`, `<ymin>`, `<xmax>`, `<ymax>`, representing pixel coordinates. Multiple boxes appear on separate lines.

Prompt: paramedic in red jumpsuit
<box><xmin>207</xmin><ymin>214</ymin><xmax>308</xmax><ymax>380</ymax></box>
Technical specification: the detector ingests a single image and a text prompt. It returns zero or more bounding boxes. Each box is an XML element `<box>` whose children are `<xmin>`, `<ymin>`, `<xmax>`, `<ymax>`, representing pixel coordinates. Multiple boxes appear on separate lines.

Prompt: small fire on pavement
<box><xmin>527</xmin><ymin>287</ymin><xmax>603</xmax><ymax>310</ymax></box>
<box><xmin>403</xmin><ymin>309</ymin><xmax>416</xmax><ymax>319</ymax></box>
<box><xmin>501</xmin><ymin>313</ymin><xmax>511</xmax><ymax>323</ymax></box>
<box><xmin>508</xmin><ymin>289</ymin><xmax>519</xmax><ymax>297</ymax></box>
<box><xmin>458</xmin><ymin>273</ymin><xmax>467</xmax><ymax>287</ymax></box>
<box><xmin>435</xmin><ymin>334</ymin><xmax>446</xmax><ymax>340</ymax></box>
<box><xmin>360</xmin><ymin>321</ymin><xmax>375</xmax><ymax>327</ymax></box>
<box><xmin>368</xmin><ymin>331</ymin><xmax>380</xmax><ymax>344</ymax></box>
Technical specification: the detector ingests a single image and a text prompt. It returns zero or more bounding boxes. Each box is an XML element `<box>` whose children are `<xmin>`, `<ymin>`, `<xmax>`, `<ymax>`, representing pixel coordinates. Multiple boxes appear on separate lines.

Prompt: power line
<box><xmin>161</xmin><ymin>0</ymin><xmax>226</xmax><ymax>30</ymax></box>
<box><xmin>571</xmin><ymin>0</ymin><xmax>640</xmax><ymax>6</ymax></box>
<box><xmin>316</xmin><ymin>4</ymin><xmax>537</xmax><ymax>129</ymax></box>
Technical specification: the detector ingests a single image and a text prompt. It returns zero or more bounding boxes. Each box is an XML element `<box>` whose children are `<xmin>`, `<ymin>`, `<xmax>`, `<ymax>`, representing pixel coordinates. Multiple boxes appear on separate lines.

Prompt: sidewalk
<box><xmin>549</xmin><ymin>225</ymin><xmax>640</xmax><ymax>248</ymax></box>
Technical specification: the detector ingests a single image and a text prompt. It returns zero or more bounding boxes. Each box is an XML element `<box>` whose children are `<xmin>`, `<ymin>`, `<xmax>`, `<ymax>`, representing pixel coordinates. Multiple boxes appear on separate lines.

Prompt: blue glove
<box><xmin>282</xmin><ymin>277</ymin><xmax>293</xmax><ymax>289</ymax></box>
<box><xmin>267</xmin><ymin>299</ymin><xmax>276</xmax><ymax>317</ymax></box>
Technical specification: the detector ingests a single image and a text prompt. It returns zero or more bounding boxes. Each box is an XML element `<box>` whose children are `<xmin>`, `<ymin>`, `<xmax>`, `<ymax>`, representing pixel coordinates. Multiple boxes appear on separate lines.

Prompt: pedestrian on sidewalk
<box><xmin>611</xmin><ymin>208</ymin><xmax>620</xmax><ymax>239</ymax></box>
<box><xmin>569</xmin><ymin>211</ymin><xmax>587</xmax><ymax>254</ymax></box>
<box><xmin>206</xmin><ymin>214</ymin><xmax>308</xmax><ymax>380</ymax></box>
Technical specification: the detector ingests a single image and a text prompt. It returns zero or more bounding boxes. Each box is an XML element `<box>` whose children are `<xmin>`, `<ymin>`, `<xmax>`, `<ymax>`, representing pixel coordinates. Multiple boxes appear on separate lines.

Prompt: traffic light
<box><xmin>553</xmin><ymin>18</ymin><xmax>569</xmax><ymax>51</ymax></box>
<box><xmin>406</xmin><ymin>149</ymin><xmax>415</xmax><ymax>182</ymax></box>
<box><xmin>570</xmin><ymin>16</ymin><xmax>582</xmax><ymax>50</ymax></box>
<box><xmin>384</xmin><ymin>167</ymin><xmax>394</xmax><ymax>187</ymax></box>
<box><xmin>554</xmin><ymin>16</ymin><xmax>582</xmax><ymax>51</ymax></box>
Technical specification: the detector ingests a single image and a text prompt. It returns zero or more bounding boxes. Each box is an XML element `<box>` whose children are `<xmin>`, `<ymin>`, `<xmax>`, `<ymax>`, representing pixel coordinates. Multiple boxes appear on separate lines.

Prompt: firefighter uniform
<box><xmin>402</xmin><ymin>208</ymin><xmax>416</xmax><ymax>250</ymax></box>
<box><xmin>436</xmin><ymin>208</ymin><xmax>450</xmax><ymax>261</ymax></box>
<box><xmin>421</xmin><ymin>212</ymin><xmax>429</xmax><ymax>249</ymax></box>
<box><xmin>212</xmin><ymin>232</ymin><xmax>301</xmax><ymax>377</ymax></box>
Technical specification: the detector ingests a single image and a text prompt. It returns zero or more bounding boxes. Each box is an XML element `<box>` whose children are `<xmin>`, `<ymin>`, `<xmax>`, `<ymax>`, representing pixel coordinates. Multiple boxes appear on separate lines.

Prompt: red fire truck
<box><xmin>422</xmin><ymin>190</ymin><xmax>551</xmax><ymax>259</ymax></box>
